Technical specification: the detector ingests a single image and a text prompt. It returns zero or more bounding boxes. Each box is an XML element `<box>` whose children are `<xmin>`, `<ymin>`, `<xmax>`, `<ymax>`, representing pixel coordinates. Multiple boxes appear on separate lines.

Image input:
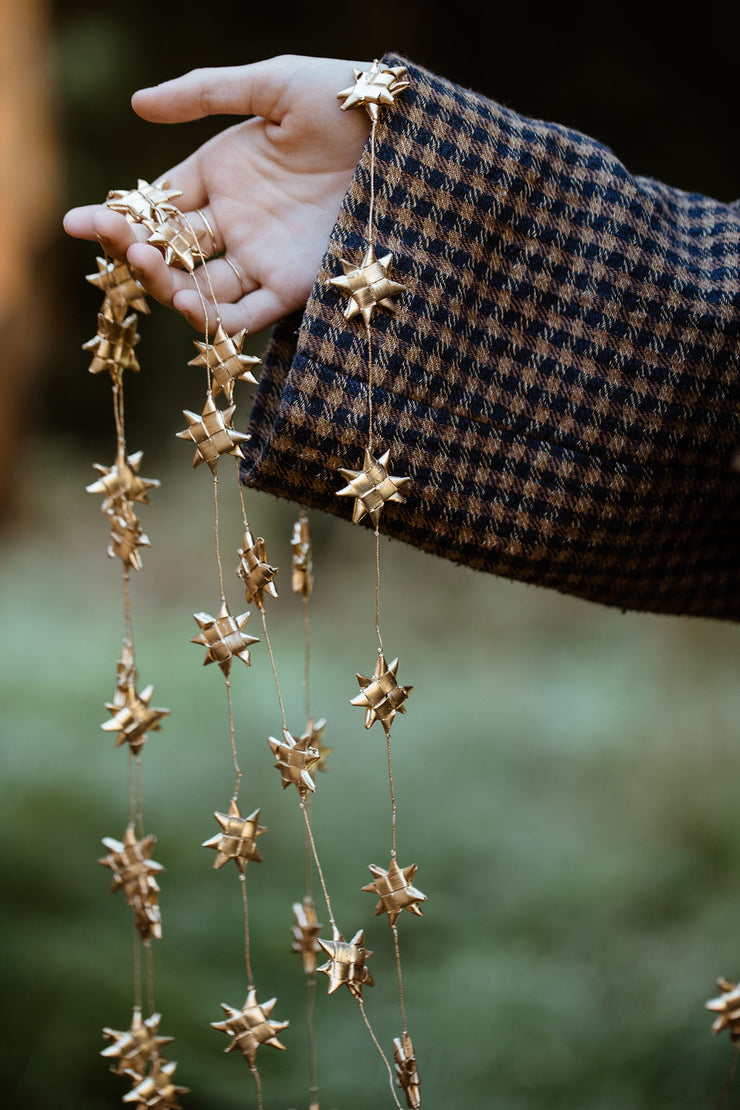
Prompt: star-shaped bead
<box><xmin>191</xmin><ymin>601</ymin><xmax>259</xmax><ymax>676</ymax></box>
<box><xmin>99</xmin><ymin>827</ymin><xmax>164</xmax><ymax>941</ymax></box>
<box><xmin>337</xmin><ymin>448</ymin><xmax>411</xmax><ymax>526</ymax></box>
<box><xmin>107</xmin><ymin>179</ymin><xmax>182</xmax><ymax>224</ymax></box>
<box><xmin>362</xmin><ymin>859</ymin><xmax>426</xmax><ymax>926</ymax></box>
<box><xmin>87</xmin><ymin>450</ymin><xmax>160</xmax><ymax>511</ymax></box>
<box><xmin>101</xmin><ymin>683</ymin><xmax>170</xmax><ymax>755</ymax></box>
<box><xmin>337</xmin><ymin>61</ymin><xmax>410</xmax><ymax>121</ymax></box>
<box><xmin>291</xmin><ymin>896</ymin><xmax>323</xmax><ymax>975</ymax></box>
<box><xmin>83</xmin><ymin>312</ymin><xmax>140</xmax><ymax>376</ymax></box>
<box><xmin>189</xmin><ymin>325</ymin><xmax>261</xmax><ymax>403</ymax></box>
<box><xmin>145</xmin><ymin>219</ymin><xmax>204</xmax><ymax>271</ymax></box>
<box><xmin>707</xmin><ymin>977</ymin><xmax>740</xmax><ymax>1039</ymax></box>
<box><xmin>351</xmin><ymin>654</ymin><xmax>412</xmax><ymax>737</ymax></box>
<box><xmin>101</xmin><ymin>1008</ymin><xmax>173</xmax><ymax>1078</ymax></box>
<box><xmin>328</xmin><ymin>245</ymin><xmax>405</xmax><ymax>325</ymax></box>
<box><xmin>106</xmin><ymin>502</ymin><xmax>151</xmax><ymax>571</ymax></box>
<box><xmin>176</xmin><ymin>394</ymin><xmax>250</xmax><ymax>474</ymax></box>
<box><xmin>122</xmin><ymin>1057</ymin><xmax>189</xmax><ymax>1109</ymax></box>
<box><xmin>268</xmin><ymin>728</ymin><xmax>320</xmax><ymax>795</ymax></box>
<box><xmin>290</xmin><ymin>516</ymin><xmax>313</xmax><ymax>598</ymax></box>
<box><xmin>86</xmin><ymin>257</ymin><xmax>149</xmax><ymax>319</ymax></box>
<box><xmin>236</xmin><ymin>531</ymin><xmax>278</xmax><ymax>609</ymax></box>
<box><xmin>393</xmin><ymin>1032</ymin><xmax>421</xmax><ymax>1110</ymax></box>
<box><xmin>317</xmin><ymin>925</ymin><xmax>374</xmax><ymax>1000</ymax></box>
<box><xmin>202</xmin><ymin>799</ymin><xmax>266</xmax><ymax>872</ymax></box>
<box><xmin>212</xmin><ymin>988</ymin><xmax>289</xmax><ymax>1067</ymax></box>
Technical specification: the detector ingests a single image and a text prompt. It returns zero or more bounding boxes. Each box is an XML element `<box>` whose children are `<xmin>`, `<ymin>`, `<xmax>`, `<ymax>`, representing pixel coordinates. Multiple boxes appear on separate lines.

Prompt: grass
<box><xmin>1</xmin><ymin>441</ymin><xmax>739</xmax><ymax>1109</ymax></box>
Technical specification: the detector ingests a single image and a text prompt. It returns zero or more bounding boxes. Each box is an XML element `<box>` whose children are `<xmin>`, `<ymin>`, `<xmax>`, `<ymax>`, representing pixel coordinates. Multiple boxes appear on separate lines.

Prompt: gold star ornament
<box><xmin>337</xmin><ymin>61</ymin><xmax>410</xmax><ymax>121</ymax></box>
<box><xmin>83</xmin><ymin>312</ymin><xmax>140</xmax><ymax>376</ymax></box>
<box><xmin>212</xmin><ymin>989</ymin><xmax>289</xmax><ymax>1067</ymax></box>
<box><xmin>329</xmin><ymin>245</ymin><xmax>405</xmax><ymax>325</ymax></box>
<box><xmin>102</xmin><ymin>1008</ymin><xmax>173</xmax><ymax>1078</ymax></box>
<box><xmin>106</xmin><ymin>503</ymin><xmax>151</xmax><ymax>571</ymax></box>
<box><xmin>317</xmin><ymin>925</ymin><xmax>374</xmax><ymax>1000</ymax></box>
<box><xmin>707</xmin><ymin>977</ymin><xmax>740</xmax><ymax>1039</ymax></box>
<box><xmin>176</xmin><ymin>394</ymin><xmax>250</xmax><ymax>474</ymax></box>
<box><xmin>189</xmin><ymin>325</ymin><xmax>261</xmax><ymax>403</ymax></box>
<box><xmin>145</xmin><ymin>219</ymin><xmax>204</xmax><ymax>272</ymax></box>
<box><xmin>337</xmin><ymin>448</ymin><xmax>411</xmax><ymax>526</ymax></box>
<box><xmin>101</xmin><ymin>683</ymin><xmax>169</xmax><ymax>755</ymax></box>
<box><xmin>291</xmin><ymin>896</ymin><xmax>322</xmax><ymax>975</ymax></box>
<box><xmin>191</xmin><ymin>602</ymin><xmax>259</xmax><ymax>676</ymax></box>
<box><xmin>86</xmin><ymin>257</ymin><xmax>149</xmax><ymax>319</ymax></box>
<box><xmin>305</xmin><ymin>717</ymin><xmax>331</xmax><ymax>771</ymax></box>
<box><xmin>99</xmin><ymin>826</ymin><xmax>164</xmax><ymax>941</ymax></box>
<box><xmin>202</xmin><ymin>799</ymin><xmax>266</xmax><ymax>872</ymax></box>
<box><xmin>107</xmin><ymin>180</ymin><xmax>182</xmax><ymax>224</ymax></box>
<box><xmin>122</xmin><ymin>1057</ymin><xmax>189</xmax><ymax>1109</ymax></box>
<box><xmin>362</xmin><ymin>859</ymin><xmax>426</xmax><ymax>926</ymax></box>
<box><xmin>393</xmin><ymin>1032</ymin><xmax>421</xmax><ymax>1110</ymax></box>
<box><xmin>351</xmin><ymin>653</ymin><xmax>412</xmax><ymax>737</ymax></box>
<box><xmin>236</xmin><ymin>531</ymin><xmax>278</xmax><ymax>609</ymax></box>
<box><xmin>268</xmin><ymin>728</ymin><xmax>320</xmax><ymax>795</ymax></box>
<box><xmin>87</xmin><ymin>450</ymin><xmax>160</xmax><ymax>511</ymax></box>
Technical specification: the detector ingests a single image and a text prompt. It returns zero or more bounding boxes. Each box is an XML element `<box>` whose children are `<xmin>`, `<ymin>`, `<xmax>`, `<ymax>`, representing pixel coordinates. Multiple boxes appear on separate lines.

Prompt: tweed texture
<box><xmin>239</xmin><ymin>55</ymin><xmax>740</xmax><ymax>619</ymax></box>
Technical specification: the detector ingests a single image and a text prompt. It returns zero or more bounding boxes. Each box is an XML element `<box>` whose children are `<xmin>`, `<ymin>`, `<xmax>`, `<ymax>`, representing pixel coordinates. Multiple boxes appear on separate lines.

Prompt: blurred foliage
<box><xmin>4</xmin><ymin>2</ymin><xmax>738</xmax><ymax>1107</ymax></box>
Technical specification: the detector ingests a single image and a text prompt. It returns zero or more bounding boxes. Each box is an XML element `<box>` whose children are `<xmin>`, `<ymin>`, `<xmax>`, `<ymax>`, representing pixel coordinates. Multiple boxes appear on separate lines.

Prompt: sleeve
<box><xmin>238</xmin><ymin>54</ymin><xmax>740</xmax><ymax>621</ymax></box>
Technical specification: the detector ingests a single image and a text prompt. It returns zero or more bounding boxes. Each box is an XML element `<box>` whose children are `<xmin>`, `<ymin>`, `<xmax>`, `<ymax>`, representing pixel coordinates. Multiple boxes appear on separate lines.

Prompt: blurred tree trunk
<box><xmin>0</xmin><ymin>0</ymin><xmax>57</xmax><ymax>520</ymax></box>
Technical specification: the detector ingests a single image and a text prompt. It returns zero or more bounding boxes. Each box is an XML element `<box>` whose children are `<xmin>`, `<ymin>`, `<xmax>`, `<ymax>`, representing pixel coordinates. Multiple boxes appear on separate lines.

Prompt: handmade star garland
<box><xmin>202</xmin><ymin>800</ymin><xmax>267</xmax><ymax>872</ymax></box>
<box><xmin>212</xmin><ymin>990</ymin><xmax>289</xmax><ymax>1067</ymax></box>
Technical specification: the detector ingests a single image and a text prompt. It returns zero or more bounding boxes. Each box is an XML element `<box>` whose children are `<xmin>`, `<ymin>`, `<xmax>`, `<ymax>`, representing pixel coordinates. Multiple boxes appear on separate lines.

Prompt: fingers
<box><xmin>132</xmin><ymin>57</ymin><xmax>294</xmax><ymax>125</ymax></box>
<box><xmin>173</xmin><ymin>284</ymin><xmax>286</xmax><ymax>337</ymax></box>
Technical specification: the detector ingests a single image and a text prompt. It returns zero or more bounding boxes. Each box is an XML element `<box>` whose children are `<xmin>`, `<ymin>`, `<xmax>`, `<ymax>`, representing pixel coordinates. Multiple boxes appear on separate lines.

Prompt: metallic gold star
<box><xmin>102</xmin><ymin>1008</ymin><xmax>173</xmax><ymax>1078</ymax></box>
<box><xmin>87</xmin><ymin>450</ymin><xmax>160</xmax><ymax>511</ymax></box>
<box><xmin>122</xmin><ymin>1057</ymin><xmax>189</xmax><ymax>1109</ymax></box>
<box><xmin>291</xmin><ymin>896</ymin><xmax>322</xmax><ymax>975</ymax></box>
<box><xmin>317</xmin><ymin>925</ymin><xmax>374</xmax><ymax>1000</ymax></box>
<box><xmin>107</xmin><ymin>179</ymin><xmax>182</xmax><ymax>224</ymax></box>
<box><xmin>202</xmin><ymin>799</ymin><xmax>266</xmax><ymax>872</ymax></box>
<box><xmin>145</xmin><ymin>219</ymin><xmax>204</xmax><ymax>271</ymax></box>
<box><xmin>328</xmin><ymin>245</ymin><xmax>405</xmax><ymax>324</ymax></box>
<box><xmin>305</xmin><ymin>717</ymin><xmax>331</xmax><ymax>771</ymax></box>
<box><xmin>362</xmin><ymin>859</ymin><xmax>426</xmax><ymax>926</ymax></box>
<box><xmin>176</xmin><ymin>394</ymin><xmax>250</xmax><ymax>474</ymax></box>
<box><xmin>102</xmin><ymin>683</ymin><xmax>170</xmax><ymax>755</ymax></box>
<box><xmin>236</xmin><ymin>531</ymin><xmax>278</xmax><ymax>609</ymax></box>
<box><xmin>337</xmin><ymin>61</ymin><xmax>410</xmax><ymax>121</ymax></box>
<box><xmin>393</xmin><ymin>1032</ymin><xmax>421</xmax><ymax>1110</ymax></box>
<box><xmin>99</xmin><ymin>826</ymin><xmax>164</xmax><ymax>941</ymax></box>
<box><xmin>707</xmin><ymin>978</ymin><xmax>740</xmax><ymax>1039</ymax></box>
<box><xmin>337</xmin><ymin>448</ymin><xmax>411</xmax><ymax>526</ymax></box>
<box><xmin>290</xmin><ymin>515</ymin><xmax>313</xmax><ymax>598</ymax></box>
<box><xmin>212</xmin><ymin>988</ymin><xmax>289</xmax><ymax>1067</ymax></box>
<box><xmin>189</xmin><ymin>325</ymin><xmax>261</xmax><ymax>403</ymax></box>
<box><xmin>106</xmin><ymin>502</ymin><xmax>151</xmax><ymax>571</ymax></box>
<box><xmin>83</xmin><ymin>312</ymin><xmax>140</xmax><ymax>376</ymax></box>
<box><xmin>86</xmin><ymin>256</ymin><xmax>150</xmax><ymax>319</ymax></box>
<box><xmin>351</xmin><ymin>654</ymin><xmax>412</xmax><ymax>737</ymax></box>
<box><xmin>191</xmin><ymin>601</ymin><xmax>259</xmax><ymax>676</ymax></box>
<box><xmin>268</xmin><ymin>728</ymin><xmax>320</xmax><ymax>795</ymax></box>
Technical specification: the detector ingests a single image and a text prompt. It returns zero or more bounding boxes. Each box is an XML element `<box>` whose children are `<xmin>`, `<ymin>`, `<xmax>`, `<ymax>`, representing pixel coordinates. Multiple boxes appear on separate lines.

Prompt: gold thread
<box><xmin>718</xmin><ymin>1039</ymin><xmax>740</xmax><ymax>1110</ymax></box>
<box><xmin>357</xmin><ymin>998</ymin><xmax>403</xmax><ymax>1110</ymax></box>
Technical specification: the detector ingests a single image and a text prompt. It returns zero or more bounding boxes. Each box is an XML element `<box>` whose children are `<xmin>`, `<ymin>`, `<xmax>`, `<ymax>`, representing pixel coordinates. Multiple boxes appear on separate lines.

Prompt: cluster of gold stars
<box><xmin>103</xmin><ymin>1009</ymin><xmax>188</xmax><ymax>1110</ymax></box>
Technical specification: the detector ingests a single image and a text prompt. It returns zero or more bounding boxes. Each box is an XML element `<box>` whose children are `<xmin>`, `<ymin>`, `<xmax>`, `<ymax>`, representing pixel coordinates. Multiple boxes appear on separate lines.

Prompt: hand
<box><xmin>63</xmin><ymin>55</ymin><xmax>371</xmax><ymax>334</ymax></box>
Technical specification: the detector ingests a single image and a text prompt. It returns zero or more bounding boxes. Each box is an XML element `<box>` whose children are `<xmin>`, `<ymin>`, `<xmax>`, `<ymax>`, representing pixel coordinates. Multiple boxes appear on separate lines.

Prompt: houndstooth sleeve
<box><xmin>239</xmin><ymin>54</ymin><xmax>740</xmax><ymax>620</ymax></box>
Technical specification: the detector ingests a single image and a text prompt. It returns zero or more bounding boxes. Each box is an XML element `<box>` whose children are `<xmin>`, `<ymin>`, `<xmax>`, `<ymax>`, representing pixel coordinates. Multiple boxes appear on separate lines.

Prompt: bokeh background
<box><xmin>1</xmin><ymin>1</ymin><xmax>739</xmax><ymax>1107</ymax></box>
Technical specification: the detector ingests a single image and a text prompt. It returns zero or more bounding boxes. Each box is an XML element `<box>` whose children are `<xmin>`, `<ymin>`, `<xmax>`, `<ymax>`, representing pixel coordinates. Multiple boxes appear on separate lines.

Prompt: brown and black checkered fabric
<box><xmin>240</xmin><ymin>55</ymin><xmax>740</xmax><ymax>620</ymax></box>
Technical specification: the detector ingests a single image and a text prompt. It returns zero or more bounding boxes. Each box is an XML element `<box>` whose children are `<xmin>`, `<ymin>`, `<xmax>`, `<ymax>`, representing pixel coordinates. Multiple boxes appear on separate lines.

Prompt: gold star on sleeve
<box><xmin>317</xmin><ymin>925</ymin><xmax>374</xmax><ymax>1000</ymax></box>
<box><xmin>291</xmin><ymin>895</ymin><xmax>323</xmax><ymax>975</ymax></box>
<box><xmin>188</xmin><ymin>325</ymin><xmax>261</xmax><ymax>403</ymax></box>
<box><xmin>268</xmin><ymin>728</ymin><xmax>320</xmax><ymax>795</ymax></box>
<box><xmin>351</xmin><ymin>654</ymin><xmax>412</xmax><ymax>737</ymax></box>
<box><xmin>707</xmin><ymin>977</ymin><xmax>740</xmax><ymax>1039</ymax></box>
<box><xmin>362</xmin><ymin>859</ymin><xmax>426</xmax><ymax>926</ymax></box>
<box><xmin>337</xmin><ymin>448</ymin><xmax>411</xmax><ymax>526</ymax></box>
<box><xmin>202</xmin><ymin>799</ymin><xmax>266</xmax><ymax>872</ymax></box>
<box><xmin>393</xmin><ymin>1032</ymin><xmax>421</xmax><ymax>1110</ymax></box>
<box><xmin>176</xmin><ymin>394</ymin><xmax>250</xmax><ymax>474</ymax></box>
<box><xmin>236</xmin><ymin>531</ymin><xmax>278</xmax><ymax>609</ymax></box>
<box><xmin>101</xmin><ymin>1007</ymin><xmax>173</xmax><ymax>1078</ymax></box>
<box><xmin>337</xmin><ymin>61</ymin><xmax>410</xmax><ymax>121</ymax></box>
<box><xmin>211</xmin><ymin>988</ymin><xmax>288</xmax><ymax>1066</ymax></box>
<box><xmin>191</xmin><ymin>601</ymin><xmax>259</xmax><ymax>676</ymax></box>
<box><xmin>328</xmin><ymin>246</ymin><xmax>405</xmax><ymax>325</ymax></box>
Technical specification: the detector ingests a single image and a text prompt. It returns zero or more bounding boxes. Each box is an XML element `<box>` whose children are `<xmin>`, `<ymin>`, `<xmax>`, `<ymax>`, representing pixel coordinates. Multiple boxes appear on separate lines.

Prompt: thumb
<box><xmin>132</xmin><ymin>57</ymin><xmax>294</xmax><ymax>124</ymax></box>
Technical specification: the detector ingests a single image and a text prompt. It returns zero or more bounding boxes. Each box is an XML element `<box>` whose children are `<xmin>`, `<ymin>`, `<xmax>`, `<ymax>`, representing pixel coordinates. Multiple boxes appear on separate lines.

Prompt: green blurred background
<box><xmin>1</xmin><ymin>1</ymin><xmax>739</xmax><ymax>1107</ymax></box>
